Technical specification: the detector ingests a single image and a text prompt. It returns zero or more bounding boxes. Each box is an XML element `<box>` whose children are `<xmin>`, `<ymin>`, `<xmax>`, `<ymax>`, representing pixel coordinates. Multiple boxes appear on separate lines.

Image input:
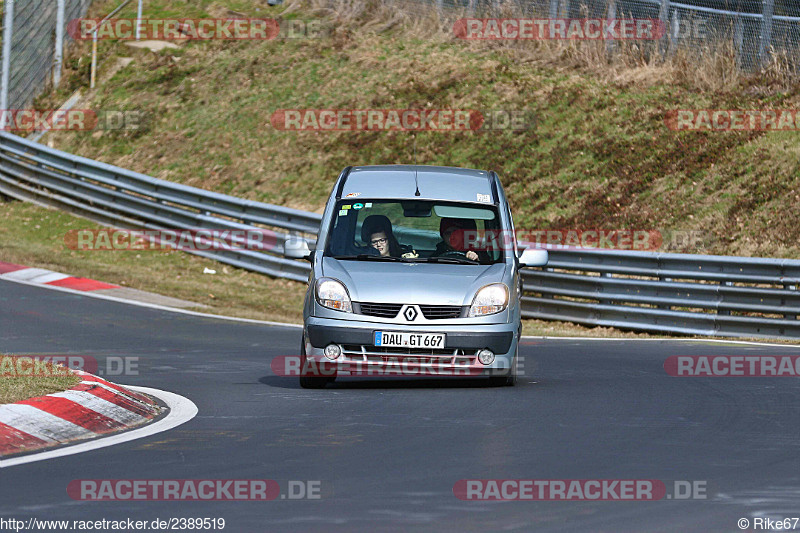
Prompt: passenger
<box><xmin>368</xmin><ymin>230</ymin><xmax>393</xmax><ymax>257</ymax></box>
<box><xmin>432</xmin><ymin>218</ymin><xmax>480</xmax><ymax>261</ymax></box>
<box><xmin>361</xmin><ymin>215</ymin><xmax>417</xmax><ymax>258</ymax></box>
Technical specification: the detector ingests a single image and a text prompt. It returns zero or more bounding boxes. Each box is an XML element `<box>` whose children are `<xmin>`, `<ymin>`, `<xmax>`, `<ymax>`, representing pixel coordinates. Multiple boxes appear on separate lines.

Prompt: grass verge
<box><xmin>0</xmin><ymin>201</ymin><xmax>307</xmax><ymax>323</ymax></box>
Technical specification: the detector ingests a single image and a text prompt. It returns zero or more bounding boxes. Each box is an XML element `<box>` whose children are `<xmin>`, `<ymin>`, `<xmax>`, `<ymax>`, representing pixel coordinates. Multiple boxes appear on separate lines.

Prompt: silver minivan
<box><xmin>284</xmin><ymin>165</ymin><xmax>548</xmax><ymax>388</ymax></box>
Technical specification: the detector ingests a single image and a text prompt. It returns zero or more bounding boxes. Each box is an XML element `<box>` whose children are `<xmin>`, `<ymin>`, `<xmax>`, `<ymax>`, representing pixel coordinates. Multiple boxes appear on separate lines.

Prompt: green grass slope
<box><xmin>35</xmin><ymin>0</ymin><xmax>800</xmax><ymax>258</ymax></box>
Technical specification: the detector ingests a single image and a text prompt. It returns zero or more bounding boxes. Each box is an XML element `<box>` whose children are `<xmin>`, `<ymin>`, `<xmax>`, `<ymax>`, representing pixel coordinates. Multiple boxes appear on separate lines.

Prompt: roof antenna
<box><xmin>413</xmin><ymin>134</ymin><xmax>421</xmax><ymax>196</ymax></box>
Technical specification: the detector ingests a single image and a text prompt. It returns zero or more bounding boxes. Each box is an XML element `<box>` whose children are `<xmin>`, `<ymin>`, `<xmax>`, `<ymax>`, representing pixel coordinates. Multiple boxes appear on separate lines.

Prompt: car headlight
<box><xmin>315</xmin><ymin>278</ymin><xmax>352</xmax><ymax>313</ymax></box>
<box><xmin>469</xmin><ymin>283</ymin><xmax>508</xmax><ymax>317</ymax></box>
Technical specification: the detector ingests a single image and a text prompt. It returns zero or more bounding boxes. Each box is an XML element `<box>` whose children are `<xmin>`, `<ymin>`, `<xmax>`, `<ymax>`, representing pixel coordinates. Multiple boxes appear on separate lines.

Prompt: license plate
<box><xmin>374</xmin><ymin>331</ymin><xmax>445</xmax><ymax>349</ymax></box>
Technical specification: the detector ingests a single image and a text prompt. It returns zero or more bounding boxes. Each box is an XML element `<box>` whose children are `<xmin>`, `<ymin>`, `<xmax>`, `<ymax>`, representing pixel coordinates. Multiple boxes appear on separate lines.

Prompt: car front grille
<box><xmin>419</xmin><ymin>305</ymin><xmax>463</xmax><ymax>319</ymax></box>
<box><xmin>357</xmin><ymin>302</ymin><xmax>403</xmax><ymax>318</ymax></box>
<box><xmin>356</xmin><ymin>302</ymin><xmax>464</xmax><ymax>319</ymax></box>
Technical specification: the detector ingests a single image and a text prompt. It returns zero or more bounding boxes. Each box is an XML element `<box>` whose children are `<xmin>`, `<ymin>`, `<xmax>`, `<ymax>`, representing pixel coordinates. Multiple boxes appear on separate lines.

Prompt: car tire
<box><xmin>300</xmin><ymin>376</ymin><xmax>329</xmax><ymax>389</ymax></box>
<box><xmin>487</xmin><ymin>374</ymin><xmax>514</xmax><ymax>387</ymax></box>
<box><xmin>299</xmin><ymin>334</ymin><xmax>330</xmax><ymax>389</ymax></box>
<box><xmin>487</xmin><ymin>348</ymin><xmax>517</xmax><ymax>387</ymax></box>
<box><xmin>506</xmin><ymin>345</ymin><xmax>518</xmax><ymax>386</ymax></box>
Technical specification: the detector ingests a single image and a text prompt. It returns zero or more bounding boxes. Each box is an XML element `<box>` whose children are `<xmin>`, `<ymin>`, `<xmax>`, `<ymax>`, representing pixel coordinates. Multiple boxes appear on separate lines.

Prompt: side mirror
<box><xmin>284</xmin><ymin>236</ymin><xmax>311</xmax><ymax>260</ymax></box>
<box><xmin>518</xmin><ymin>248</ymin><xmax>548</xmax><ymax>267</ymax></box>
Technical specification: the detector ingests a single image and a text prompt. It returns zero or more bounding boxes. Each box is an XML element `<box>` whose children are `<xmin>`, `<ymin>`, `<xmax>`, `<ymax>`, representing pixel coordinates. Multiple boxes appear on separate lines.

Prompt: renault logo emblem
<box><xmin>403</xmin><ymin>306</ymin><xmax>418</xmax><ymax>321</ymax></box>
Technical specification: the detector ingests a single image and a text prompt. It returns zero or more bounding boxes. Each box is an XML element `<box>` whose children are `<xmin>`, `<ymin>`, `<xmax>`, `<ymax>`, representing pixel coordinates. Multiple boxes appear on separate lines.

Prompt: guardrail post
<box><xmin>0</xmin><ymin>0</ymin><xmax>14</xmax><ymax>129</ymax></box>
<box><xmin>718</xmin><ymin>281</ymin><xmax>733</xmax><ymax>316</ymax></box>
<box><xmin>54</xmin><ymin>0</ymin><xmax>66</xmax><ymax>87</ymax></box>
<box><xmin>657</xmin><ymin>275</ymin><xmax>672</xmax><ymax>309</ymax></box>
<box><xmin>549</xmin><ymin>0</ymin><xmax>559</xmax><ymax>19</ymax></box>
<box><xmin>759</xmin><ymin>0</ymin><xmax>774</xmax><ymax>67</ymax></box>
<box><xmin>540</xmin><ymin>268</ymin><xmax>554</xmax><ymax>299</ymax></box>
<box><xmin>784</xmin><ymin>283</ymin><xmax>797</xmax><ymax>320</ymax></box>
<box><xmin>598</xmin><ymin>272</ymin><xmax>612</xmax><ymax>305</ymax></box>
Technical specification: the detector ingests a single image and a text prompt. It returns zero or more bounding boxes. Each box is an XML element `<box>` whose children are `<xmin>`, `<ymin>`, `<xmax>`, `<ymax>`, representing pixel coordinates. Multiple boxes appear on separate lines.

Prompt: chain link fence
<box><xmin>0</xmin><ymin>0</ymin><xmax>92</xmax><ymax>111</ymax></box>
<box><xmin>1</xmin><ymin>0</ymin><xmax>797</xmax><ymax>116</ymax></box>
<box><xmin>421</xmin><ymin>0</ymin><xmax>800</xmax><ymax>70</ymax></box>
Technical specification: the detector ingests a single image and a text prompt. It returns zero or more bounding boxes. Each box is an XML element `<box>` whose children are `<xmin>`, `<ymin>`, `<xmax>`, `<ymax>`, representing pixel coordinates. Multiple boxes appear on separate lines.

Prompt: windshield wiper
<box><xmin>332</xmin><ymin>254</ymin><xmax>405</xmax><ymax>262</ymax></box>
<box><xmin>332</xmin><ymin>255</ymin><xmax>481</xmax><ymax>264</ymax></box>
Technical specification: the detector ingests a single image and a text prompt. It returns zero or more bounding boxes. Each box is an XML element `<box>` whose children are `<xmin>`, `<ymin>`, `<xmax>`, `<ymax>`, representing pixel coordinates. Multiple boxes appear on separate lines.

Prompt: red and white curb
<box><xmin>0</xmin><ymin>259</ymin><xmax>206</xmax><ymax>309</ymax></box>
<box><xmin>0</xmin><ymin>384</ymin><xmax>197</xmax><ymax>469</ymax></box>
<box><xmin>0</xmin><ymin>259</ymin><xmax>296</xmax><ymax>327</ymax></box>
<box><xmin>0</xmin><ymin>369</ymin><xmax>160</xmax><ymax>457</ymax></box>
<box><xmin>0</xmin><ymin>261</ymin><xmax>118</xmax><ymax>291</ymax></box>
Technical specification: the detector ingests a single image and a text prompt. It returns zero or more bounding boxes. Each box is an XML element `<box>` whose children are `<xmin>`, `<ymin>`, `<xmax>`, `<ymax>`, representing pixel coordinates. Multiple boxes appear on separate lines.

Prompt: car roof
<box><xmin>338</xmin><ymin>165</ymin><xmax>498</xmax><ymax>204</ymax></box>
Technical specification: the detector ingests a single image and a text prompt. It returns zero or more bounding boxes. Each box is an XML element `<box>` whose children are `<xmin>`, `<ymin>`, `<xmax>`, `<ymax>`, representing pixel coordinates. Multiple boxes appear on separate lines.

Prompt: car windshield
<box><xmin>324</xmin><ymin>199</ymin><xmax>505</xmax><ymax>264</ymax></box>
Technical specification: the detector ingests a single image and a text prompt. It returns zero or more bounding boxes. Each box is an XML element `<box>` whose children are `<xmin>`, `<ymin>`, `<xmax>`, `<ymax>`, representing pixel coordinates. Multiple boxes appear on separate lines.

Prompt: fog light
<box><xmin>324</xmin><ymin>344</ymin><xmax>342</xmax><ymax>360</ymax></box>
<box><xmin>477</xmin><ymin>349</ymin><xmax>495</xmax><ymax>365</ymax></box>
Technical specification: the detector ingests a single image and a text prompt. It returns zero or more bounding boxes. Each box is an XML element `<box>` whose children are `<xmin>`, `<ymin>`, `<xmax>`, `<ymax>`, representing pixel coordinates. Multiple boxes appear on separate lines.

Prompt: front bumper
<box><xmin>304</xmin><ymin>316</ymin><xmax>517</xmax><ymax>377</ymax></box>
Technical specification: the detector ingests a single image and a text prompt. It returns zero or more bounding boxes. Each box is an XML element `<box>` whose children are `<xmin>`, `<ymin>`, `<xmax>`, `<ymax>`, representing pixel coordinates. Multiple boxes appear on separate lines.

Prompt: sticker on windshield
<box><xmin>342</xmin><ymin>205</ymin><xmax>351</xmax><ymax>210</ymax></box>
<box><xmin>338</xmin><ymin>209</ymin><xmax>348</xmax><ymax>216</ymax></box>
<box><xmin>345</xmin><ymin>192</ymin><xmax>361</xmax><ymax>198</ymax></box>
<box><xmin>477</xmin><ymin>193</ymin><xmax>491</xmax><ymax>203</ymax></box>
<box><xmin>353</xmin><ymin>203</ymin><xmax>364</xmax><ymax>210</ymax></box>
<box><xmin>365</xmin><ymin>202</ymin><xmax>372</xmax><ymax>208</ymax></box>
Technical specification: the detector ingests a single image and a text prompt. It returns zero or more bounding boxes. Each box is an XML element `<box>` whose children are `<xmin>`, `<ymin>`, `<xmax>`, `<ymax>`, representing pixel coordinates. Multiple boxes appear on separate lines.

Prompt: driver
<box><xmin>431</xmin><ymin>218</ymin><xmax>480</xmax><ymax>261</ymax></box>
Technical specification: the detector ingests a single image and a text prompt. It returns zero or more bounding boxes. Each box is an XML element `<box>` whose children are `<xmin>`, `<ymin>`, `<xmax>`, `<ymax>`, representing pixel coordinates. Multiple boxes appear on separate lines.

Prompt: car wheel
<box><xmin>506</xmin><ymin>346</ymin><xmax>518</xmax><ymax>386</ymax></box>
<box><xmin>487</xmin><ymin>348</ymin><xmax>517</xmax><ymax>387</ymax></box>
<box><xmin>487</xmin><ymin>374</ymin><xmax>514</xmax><ymax>387</ymax></box>
<box><xmin>299</xmin><ymin>334</ymin><xmax>330</xmax><ymax>389</ymax></box>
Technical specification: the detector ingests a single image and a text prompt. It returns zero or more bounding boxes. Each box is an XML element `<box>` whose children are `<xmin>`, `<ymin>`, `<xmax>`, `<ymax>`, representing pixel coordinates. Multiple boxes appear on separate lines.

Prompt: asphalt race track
<box><xmin>2</xmin><ymin>278</ymin><xmax>800</xmax><ymax>532</ymax></box>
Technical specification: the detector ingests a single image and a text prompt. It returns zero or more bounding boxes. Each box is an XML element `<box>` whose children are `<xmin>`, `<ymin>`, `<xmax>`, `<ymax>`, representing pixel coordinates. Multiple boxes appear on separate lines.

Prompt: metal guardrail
<box><xmin>1</xmin><ymin>131</ymin><xmax>799</xmax><ymax>339</ymax></box>
<box><xmin>521</xmin><ymin>248</ymin><xmax>800</xmax><ymax>338</ymax></box>
<box><xmin>0</xmin><ymin>132</ymin><xmax>318</xmax><ymax>282</ymax></box>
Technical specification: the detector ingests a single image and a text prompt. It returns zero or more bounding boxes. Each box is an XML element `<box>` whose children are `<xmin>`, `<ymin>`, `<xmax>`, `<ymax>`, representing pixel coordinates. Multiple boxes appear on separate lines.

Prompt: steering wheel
<box><xmin>439</xmin><ymin>250</ymin><xmax>478</xmax><ymax>262</ymax></box>
<box><xmin>439</xmin><ymin>250</ymin><xmax>467</xmax><ymax>258</ymax></box>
